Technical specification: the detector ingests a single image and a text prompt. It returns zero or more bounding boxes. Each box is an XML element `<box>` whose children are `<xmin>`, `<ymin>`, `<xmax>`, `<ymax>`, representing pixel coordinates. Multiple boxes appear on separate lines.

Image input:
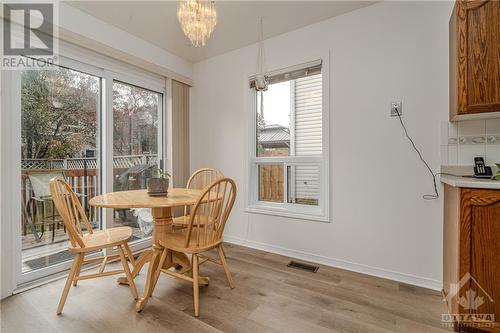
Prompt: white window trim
<box><xmin>245</xmin><ymin>54</ymin><xmax>330</xmax><ymax>223</ymax></box>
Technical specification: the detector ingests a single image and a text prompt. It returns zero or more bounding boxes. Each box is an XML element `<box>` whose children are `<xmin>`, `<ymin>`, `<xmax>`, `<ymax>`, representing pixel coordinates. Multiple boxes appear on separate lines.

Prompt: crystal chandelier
<box><xmin>177</xmin><ymin>0</ymin><xmax>217</xmax><ymax>47</ymax></box>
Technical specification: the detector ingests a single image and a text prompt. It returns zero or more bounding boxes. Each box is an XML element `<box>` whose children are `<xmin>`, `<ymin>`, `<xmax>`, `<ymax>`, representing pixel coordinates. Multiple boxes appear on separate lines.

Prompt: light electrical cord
<box><xmin>394</xmin><ymin>109</ymin><xmax>440</xmax><ymax>200</ymax></box>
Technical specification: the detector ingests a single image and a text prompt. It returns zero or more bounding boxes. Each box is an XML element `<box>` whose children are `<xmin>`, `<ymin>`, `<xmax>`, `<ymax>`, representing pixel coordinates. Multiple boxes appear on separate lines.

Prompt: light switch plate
<box><xmin>391</xmin><ymin>101</ymin><xmax>402</xmax><ymax>117</ymax></box>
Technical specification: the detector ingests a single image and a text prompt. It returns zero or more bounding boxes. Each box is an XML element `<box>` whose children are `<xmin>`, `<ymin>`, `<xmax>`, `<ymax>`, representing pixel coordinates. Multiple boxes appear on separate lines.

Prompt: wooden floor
<box><xmin>1</xmin><ymin>243</ymin><xmax>451</xmax><ymax>333</ymax></box>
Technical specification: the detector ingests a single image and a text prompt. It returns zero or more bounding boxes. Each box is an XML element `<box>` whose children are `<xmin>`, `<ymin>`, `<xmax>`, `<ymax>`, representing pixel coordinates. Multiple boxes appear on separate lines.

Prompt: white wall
<box><xmin>191</xmin><ymin>1</ymin><xmax>454</xmax><ymax>290</ymax></box>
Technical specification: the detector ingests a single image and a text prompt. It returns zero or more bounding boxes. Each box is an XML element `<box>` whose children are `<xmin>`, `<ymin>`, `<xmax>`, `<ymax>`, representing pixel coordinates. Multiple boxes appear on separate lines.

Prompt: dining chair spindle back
<box><xmin>185</xmin><ymin>177</ymin><xmax>236</xmax><ymax>249</ymax></box>
<box><xmin>174</xmin><ymin>168</ymin><xmax>224</xmax><ymax>227</ymax></box>
<box><xmin>50</xmin><ymin>177</ymin><xmax>93</xmax><ymax>249</ymax></box>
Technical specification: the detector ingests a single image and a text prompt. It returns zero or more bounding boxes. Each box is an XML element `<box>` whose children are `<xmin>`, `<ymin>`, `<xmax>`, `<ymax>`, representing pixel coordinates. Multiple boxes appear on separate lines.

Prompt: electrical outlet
<box><xmin>390</xmin><ymin>101</ymin><xmax>402</xmax><ymax>116</ymax></box>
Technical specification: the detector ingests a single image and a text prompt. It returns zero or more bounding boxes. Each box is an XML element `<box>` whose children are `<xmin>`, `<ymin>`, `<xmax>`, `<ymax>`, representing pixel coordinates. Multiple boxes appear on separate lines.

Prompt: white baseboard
<box><xmin>224</xmin><ymin>235</ymin><xmax>442</xmax><ymax>291</ymax></box>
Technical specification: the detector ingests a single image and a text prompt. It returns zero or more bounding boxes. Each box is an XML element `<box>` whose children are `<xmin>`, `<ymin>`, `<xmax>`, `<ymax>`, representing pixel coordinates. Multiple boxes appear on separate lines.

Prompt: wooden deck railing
<box><xmin>21</xmin><ymin>155</ymin><xmax>157</xmax><ymax>236</ymax></box>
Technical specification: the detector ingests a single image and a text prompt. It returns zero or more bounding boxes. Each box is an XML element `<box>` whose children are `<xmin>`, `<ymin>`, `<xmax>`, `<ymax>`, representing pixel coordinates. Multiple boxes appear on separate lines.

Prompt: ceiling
<box><xmin>66</xmin><ymin>1</ymin><xmax>376</xmax><ymax>63</ymax></box>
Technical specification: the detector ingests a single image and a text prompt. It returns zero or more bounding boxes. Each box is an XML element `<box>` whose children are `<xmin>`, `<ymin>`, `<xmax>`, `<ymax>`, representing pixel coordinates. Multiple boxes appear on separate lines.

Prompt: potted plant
<box><xmin>147</xmin><ymin>167</ymin><xmax>171</xmax><ymax>196</ymax></box>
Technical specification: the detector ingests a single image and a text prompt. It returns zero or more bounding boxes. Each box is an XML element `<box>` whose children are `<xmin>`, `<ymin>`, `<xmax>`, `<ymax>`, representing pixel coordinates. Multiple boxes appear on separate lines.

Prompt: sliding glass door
<box><xmin>15</xmin><ymin>54</ymin><xmax>166</xmax><ymax>284</ymax></box>
<box><xmin>20</xmin><ymin>64</ymin><xmax>102</xmax><ymax>277</ymax></box>
<box><xmin>111</xmin><ymin>80</ymin><xmax>163</xmax><ymax>241</ymax></box>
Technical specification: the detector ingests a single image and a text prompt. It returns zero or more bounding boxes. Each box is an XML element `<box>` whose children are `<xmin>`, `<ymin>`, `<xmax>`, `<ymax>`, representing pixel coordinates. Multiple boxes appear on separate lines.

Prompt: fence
<box><xmin>21</xmin><ymin>155</ymin><xmax>157</xmax><ymax>236</ymax></box>
<box><xmin>258</xmin><ymin>163</ymin><xmax>319</xmax><ymax>205</ymax></box>
<box><xmin>21</xmin><ymin>155</ymin><xmax>157</xmax><ymax>170</ymax></box>
<box><xmin>259</xmin><ymin>165</ymin><xmax>284</xmax><ymax>202</ymax></box>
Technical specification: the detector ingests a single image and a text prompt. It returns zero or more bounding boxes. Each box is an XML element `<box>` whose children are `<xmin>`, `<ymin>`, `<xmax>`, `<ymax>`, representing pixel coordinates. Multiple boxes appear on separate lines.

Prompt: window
<box><xmin>20</xmin><ymin>63</ymin><xmax>101</xmax><ymax>274</ymax></box>
<box><xmin>248</xmin><ymin>60</ymin><xmax>329</xmax><ymax>221</ymax></box>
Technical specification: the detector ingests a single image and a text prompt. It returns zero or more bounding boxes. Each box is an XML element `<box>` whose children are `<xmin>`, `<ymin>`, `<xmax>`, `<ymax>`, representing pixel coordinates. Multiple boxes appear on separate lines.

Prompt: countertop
<box><xmin>440</xmin><ymin>174</ymin><xmax>500</xmax><ymax>189</ymax></box>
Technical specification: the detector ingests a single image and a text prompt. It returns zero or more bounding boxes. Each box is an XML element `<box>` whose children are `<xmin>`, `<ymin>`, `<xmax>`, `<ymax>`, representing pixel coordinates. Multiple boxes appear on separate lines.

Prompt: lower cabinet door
<box><xmin>461</xmin><ymin>189</ymin><xmax>500</xmax><ymax>332</ymax></box>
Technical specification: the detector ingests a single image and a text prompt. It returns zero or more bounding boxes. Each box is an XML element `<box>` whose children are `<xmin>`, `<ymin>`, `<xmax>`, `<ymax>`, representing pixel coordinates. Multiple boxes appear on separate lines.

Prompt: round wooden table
<box><xmin>89</xmin><ymin>188</ymin><xmax>204</xmax><ymax>312</ymax></box>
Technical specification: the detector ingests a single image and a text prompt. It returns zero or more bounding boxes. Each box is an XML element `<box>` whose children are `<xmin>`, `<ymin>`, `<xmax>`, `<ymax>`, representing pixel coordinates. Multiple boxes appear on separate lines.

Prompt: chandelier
<box><xmin>177</xmin><ymin>0</ymin><xmax>217</xmax><ymax>47</ymax></box>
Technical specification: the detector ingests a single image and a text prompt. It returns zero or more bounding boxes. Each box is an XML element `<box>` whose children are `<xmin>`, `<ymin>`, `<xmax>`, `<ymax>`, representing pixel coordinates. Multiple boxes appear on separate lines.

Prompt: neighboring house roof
<box><xmin>259</xmin><ymin>124</ymin><xmax>290</xmax><ymax>146</ymax></box>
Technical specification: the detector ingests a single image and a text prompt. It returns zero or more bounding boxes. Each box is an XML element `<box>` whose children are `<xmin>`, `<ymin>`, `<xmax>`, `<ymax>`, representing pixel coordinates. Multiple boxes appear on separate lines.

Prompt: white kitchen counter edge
<box><xmin>440</xmin><ymin>175</ymin><xmax>500</xmax><ymax>189</ymax></box>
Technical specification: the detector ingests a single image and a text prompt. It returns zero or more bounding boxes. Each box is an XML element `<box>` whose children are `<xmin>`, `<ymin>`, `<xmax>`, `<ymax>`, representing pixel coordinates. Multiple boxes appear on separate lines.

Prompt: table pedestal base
<box><xmin>117</xmin><ymin>250</ymin><xmax>209</xmax><ymax>287</ymax></box>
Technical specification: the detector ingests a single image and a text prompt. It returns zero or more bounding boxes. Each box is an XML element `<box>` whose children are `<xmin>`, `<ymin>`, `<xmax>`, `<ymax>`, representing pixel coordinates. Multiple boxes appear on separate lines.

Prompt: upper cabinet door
<box><xmin>450</xmin><ymin>0</ymin><xmax>500</xmax><ymax>119</ymax></box>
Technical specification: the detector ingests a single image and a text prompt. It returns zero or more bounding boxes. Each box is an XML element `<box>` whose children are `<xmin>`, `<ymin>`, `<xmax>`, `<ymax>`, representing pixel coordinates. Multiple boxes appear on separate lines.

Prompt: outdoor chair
<box><xmin>25</xmin><ymin>171</ymin><xmax>84</xmax><ymax>243</ymax></box>
<box><xmin>114</xmin><ymin>163</ymin><xmax>155</xmax><ymax>223</ymax></box>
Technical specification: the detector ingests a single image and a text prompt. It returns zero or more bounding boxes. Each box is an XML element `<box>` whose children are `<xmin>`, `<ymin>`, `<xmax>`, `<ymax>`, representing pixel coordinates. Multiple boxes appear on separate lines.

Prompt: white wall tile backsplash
<box><xmin>441</xmin><ymin>119</ymin><xmax>500</xmax><ymax>167</ymax></box>
<box><xmin>486</xmin><ymin>145</ymin><xmax>500</xmax><ymax>165</ymax></box>
<box><xmin>457</xmin><ymin>120</ymin><xmax>485</xmax><ymax>136</ymax></box>
<box><xmin>486</xmin><ymin>118</ymin><xmax>500</xmax><ymax>135</ymax></box>
<box><xmin>458</xmin><ymin>145</ymin><xmax>486</xmax><ymax>165</ymax></box>
<box><xmin>448</xmin><ymin>145</ymin><xmax>458</xmax><ymax>165</ymax></box>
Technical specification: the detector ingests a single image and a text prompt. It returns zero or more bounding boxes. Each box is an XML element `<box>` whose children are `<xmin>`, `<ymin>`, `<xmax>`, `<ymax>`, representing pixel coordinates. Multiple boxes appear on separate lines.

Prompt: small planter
<box><xmin>147</xmin><ymin>177</ymin><xmax>169</xmax><ymax>196</ymax></box>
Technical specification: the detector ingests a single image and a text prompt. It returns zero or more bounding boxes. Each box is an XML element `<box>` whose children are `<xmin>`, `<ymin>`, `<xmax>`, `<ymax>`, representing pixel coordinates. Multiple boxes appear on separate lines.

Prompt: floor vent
<box><xmin>287</xmin><ymin>261</ymin><xmax>319</xmax><ymax>273</ymax></box>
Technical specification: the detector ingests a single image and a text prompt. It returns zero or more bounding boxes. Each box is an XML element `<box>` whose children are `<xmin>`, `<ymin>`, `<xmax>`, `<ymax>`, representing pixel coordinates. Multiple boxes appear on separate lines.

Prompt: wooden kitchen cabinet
<box><xmin>449</xmin><ymin>0</ymin><xmax>500</xmax><ymax>120</ymax></box>
<box><xmin>443</xmin><ymin>185</ymin><xmax>500</xmax><ymax>332</ymax></box>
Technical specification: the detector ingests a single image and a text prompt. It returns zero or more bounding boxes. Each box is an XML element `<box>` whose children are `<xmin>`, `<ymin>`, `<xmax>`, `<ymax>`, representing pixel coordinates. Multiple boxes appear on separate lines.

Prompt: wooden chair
<box><xmin>156</xmin><ymin>178</ymin><xmax>237</xmax><ymax>317</ymax></box>
<box><xmin>172</xmin><ymin>168</ymin><xmax>224</xmax><ymax>227</ymax></box>
<box><xmin>49</xmin><ymin>178</ymin><xmax>138</xmax><ymax>315</ymax></box>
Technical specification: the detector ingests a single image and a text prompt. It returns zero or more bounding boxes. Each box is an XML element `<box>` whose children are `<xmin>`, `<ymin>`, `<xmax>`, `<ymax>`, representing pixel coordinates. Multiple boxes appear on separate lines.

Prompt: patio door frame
<box><xmin>1</xmin><ymin>39</ymin><xmax>168</xmax><ymax>292</ymax></box>
<box><xmin>13</xmin><ymin>56</ymin><xmax>105</xmax><ymax>286</ymax></box>
<box><xmin>1</xmin><ymin>69</ymin><xmax>23</xmax><ymax>298</ymax></box>
<box><xmin>104</xmin><ymin>69</ymin><xmax>167</xmax><ymax>255</ymax></box>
